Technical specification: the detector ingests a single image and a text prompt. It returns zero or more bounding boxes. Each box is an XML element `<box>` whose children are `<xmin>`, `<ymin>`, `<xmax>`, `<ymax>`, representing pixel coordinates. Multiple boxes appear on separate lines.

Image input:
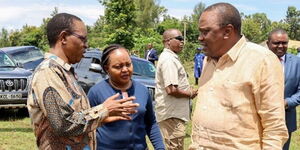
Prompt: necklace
<box><xmin>108</xmin><ymin>79</ymin><xmax>132</xmax><ymax>92</ymax></box>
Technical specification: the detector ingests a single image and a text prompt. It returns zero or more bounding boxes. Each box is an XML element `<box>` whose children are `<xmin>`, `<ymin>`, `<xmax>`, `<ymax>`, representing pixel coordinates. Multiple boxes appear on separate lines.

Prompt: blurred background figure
<box><xmin>144</xmin><ymin>43</ymin><xmax>158</xmax><ymax>64</ymax></box>
<box><xmin>193</xmin><ymin>47</ymin><xmax>205</xmax><ymax>85</ymax></box>
<box><xmin>88</xmin><ymin>44</ymin><xmax>165</xmax><ymax>150</ymax></box>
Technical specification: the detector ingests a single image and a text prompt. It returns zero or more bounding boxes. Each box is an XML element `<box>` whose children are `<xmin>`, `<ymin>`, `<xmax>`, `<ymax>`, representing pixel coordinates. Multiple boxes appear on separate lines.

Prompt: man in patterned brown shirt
<box><xmin>27</xmin><ymin>13</ymin><xmax>138</xmax><ymax>150</ymax></box>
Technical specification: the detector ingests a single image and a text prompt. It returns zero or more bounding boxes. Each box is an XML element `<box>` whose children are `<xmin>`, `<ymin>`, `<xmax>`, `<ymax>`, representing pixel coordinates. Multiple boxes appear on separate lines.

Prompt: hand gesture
<box><xmin>102</xmin><ymin>93</ymin><xmax>139</xmax><ymax>123</ymax></box>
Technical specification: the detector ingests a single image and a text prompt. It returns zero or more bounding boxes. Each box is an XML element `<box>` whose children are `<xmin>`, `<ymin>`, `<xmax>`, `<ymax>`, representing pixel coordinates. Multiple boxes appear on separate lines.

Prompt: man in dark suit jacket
<box><xmin>267</xmin><ymin>28</ymin><xmax>300</xmax><ymax>150</ymax></box>
<box><xmin>144</xmin><ymin>43</ymin><xmax>158</xmax><ymax>64</ymax></box>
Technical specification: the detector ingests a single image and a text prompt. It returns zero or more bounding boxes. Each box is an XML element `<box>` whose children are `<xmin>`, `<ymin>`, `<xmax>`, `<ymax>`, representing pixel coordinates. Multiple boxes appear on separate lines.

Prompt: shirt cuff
<box><xmin>85</xmin><ymin>104</ymin><xmax>109</xmax><ymax>121</ymax></box>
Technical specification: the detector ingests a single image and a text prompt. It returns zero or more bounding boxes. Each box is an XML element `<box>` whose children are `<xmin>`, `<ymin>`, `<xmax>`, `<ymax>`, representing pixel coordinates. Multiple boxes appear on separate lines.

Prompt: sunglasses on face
<box><xmin>272</xmin><ymin>41</ymin><xmax>288</xmax><ymax>46</ymax></box>
<box><xmin>169</xmin><ymin>36</ymin><xmax>184</xmax><ymax>41</ymax></box>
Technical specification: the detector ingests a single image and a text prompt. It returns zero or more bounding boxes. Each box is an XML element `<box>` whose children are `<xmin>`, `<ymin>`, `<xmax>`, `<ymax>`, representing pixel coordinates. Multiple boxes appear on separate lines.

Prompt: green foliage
<box><xmin>0</xmin><ymin>1</ymin><xmax>299</xmax><ymax>63</ymax></box>
<box><xmin>185</xmin><ymin>2</ymin><xmax>205</xmax><ymax>43</ymax></box>
<box><xmin>269</xmin><ymin>21</ymin><xmax>289</xmax><ymax>32</ymax></box>
<box><xmin>132</xmin><ymin>28</ymin><xmax>162</xmax><ymax>57</ymax></box>
<box><xmin>178</xmin><ymin>42</ymin><xmax>199</xmax><ymax>62</ymax></box>
<box><xmin>100</xmin><ymin>0</ymin><xmax>136</xmax><ymax>49</ymax></box>
<box><xmin>156</xmin><ymin>16</ymin><xmax>182</xmax><ymax>35</ymax></box>
<box><xmin>191</xmin><ymin>2</ymin><xmax>206</xmax><ymax>24</ymax></box>
<box><xmin>288</xmin><ymin>47</ymin><xmax>298</xmax><ymax>55</ymax></box>
<box><xmin>285</xmin><ymin>6</ymin><xmax>300</xmax><ymax>40</ymax></box>
<box><xmin>242</xmin><ymin>18</ymin><xmax>262</xmax><ymax>43</ymax></box>
<box><xmin>134</xmin><ymin>0</ymin><xmax>166</xmax><ymax>30</ymax></box>
<box><xmin>0</xmin><ymin>28</ymin><xmax>10</xmax><ymax>47</ymax></box>
<box><xmin>242</xmin><ymin>13</ymin><xmax>271</xmax><ymax>43</ymax></box>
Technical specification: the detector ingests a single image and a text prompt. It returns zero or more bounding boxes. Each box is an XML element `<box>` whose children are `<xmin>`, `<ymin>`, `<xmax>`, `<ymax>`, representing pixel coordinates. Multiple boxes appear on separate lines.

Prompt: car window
<box><xmin>0</xmin><ymin>53</ymin><xmax>15</xmax><ymax>67</ymax></box>
<box><xmin>10</xmin><ymin>48</ymin><xmax>43</xmax><ymax>64</ymax></box>
<box><xmin>89</xmin><ymin>58</ymin><xmax>102</xmax><ymax>73</ymax></box>
<box><xmin>132</xmin><ymin>59</ymin><xmax>156</xmax><ymax>78</ymax></box>
<box><xmin>77</xmin><ymin>57</ymin><xmax>92</xmax><ymax>71</ymax></box>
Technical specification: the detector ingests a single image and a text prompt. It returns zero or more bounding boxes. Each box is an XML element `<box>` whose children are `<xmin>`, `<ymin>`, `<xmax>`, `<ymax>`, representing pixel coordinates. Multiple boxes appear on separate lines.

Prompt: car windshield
<box><xmin>0</xmin><ymin>52</ymin><xmax>16</xmax><ymax>67</ymax></box>
<box><xmin>132</xmin><ymin>58</ymin><xmax>156</xmax><ymax>78</ymax></box>
<box><xmin>10</xmin><ymin>48</ymin><xmax>43</xmax><ymax>64</ymax></box>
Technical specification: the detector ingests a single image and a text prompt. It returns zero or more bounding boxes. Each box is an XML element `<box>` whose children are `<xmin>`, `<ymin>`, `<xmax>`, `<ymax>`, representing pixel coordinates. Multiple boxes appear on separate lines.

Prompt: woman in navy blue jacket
<box><xmin>88</xmin><ymin>44</ymin><xmax>165</xmax><ymax>150</ymax></box>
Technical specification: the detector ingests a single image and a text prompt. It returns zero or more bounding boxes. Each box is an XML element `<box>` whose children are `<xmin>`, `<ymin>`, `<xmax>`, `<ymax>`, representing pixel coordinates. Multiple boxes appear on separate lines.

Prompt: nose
<box><xmin>198</xmin><ymin>34</ymin><xmax>204</xmax><ymax>41</ymax></box>
<box><xmin>121</xmin><ymin>66</ymin><xmax>129</xmax><ymax>72</ymax></box>
<box><xmin>83</xmin><ymin>42</ymin><xmax>88</xmax><ymax>49</ymax></box>
<box><xmin>180</xmin><ymin>40</ymin><xmax>184</xmax><ymax>45</ymax></box>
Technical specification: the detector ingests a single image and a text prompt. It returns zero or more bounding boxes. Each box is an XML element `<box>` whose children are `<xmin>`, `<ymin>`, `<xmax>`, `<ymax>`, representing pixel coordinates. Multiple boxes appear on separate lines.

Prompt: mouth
<box><xmin>121</xmin><ymin>74</ymin><xmax>130</xmax><ymax>79</ymax></box>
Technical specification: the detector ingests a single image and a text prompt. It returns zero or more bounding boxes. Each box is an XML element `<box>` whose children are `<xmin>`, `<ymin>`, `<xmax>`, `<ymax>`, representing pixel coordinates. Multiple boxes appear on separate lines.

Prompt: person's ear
<box><xmin>59</xmin><ymin>31</ymin><xmax>69</xmax><ymax>45</ymax></box>
<box><xmin>104</xmin><ymin>65</ymin><xmax>109</xmax><ymax>75</ymax></box>
<box><xmin>266</xmin><ymin>40</ymin><xmax>271</xmax><ymax>49</ymax></box>
<box><xmin>223</xmin><ymin>24</ymin><xmax>233</xmax><ymax>39</ymax></box>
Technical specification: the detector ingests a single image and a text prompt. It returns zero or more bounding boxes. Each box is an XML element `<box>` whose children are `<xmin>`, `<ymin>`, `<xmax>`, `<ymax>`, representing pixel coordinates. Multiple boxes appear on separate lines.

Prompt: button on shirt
<box><xmin>190</xmin><ymin>36</ymin><xmax>288</xmax><ymax>150</ymax></box>
<box><xmin>155</xmin><ymin>48</ymin><xmax>191</xmax><ymax>122</ymax></box>
<box><xmin>27</xmin><ymin>53</ymin><xmax>108</xmax><ymax>150</ymax></box>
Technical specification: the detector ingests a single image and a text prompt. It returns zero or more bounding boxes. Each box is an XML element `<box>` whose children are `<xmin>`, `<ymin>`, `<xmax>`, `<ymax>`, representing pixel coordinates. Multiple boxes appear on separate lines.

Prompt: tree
<box><xmin>242</xmin><ymin>18</ymin><xmax>262</xmax><ymax>43</ymax></box>
<box><xmin>0</xmin><ymin>28</ymin><xmax>10</xmax><ymax>47</ymax></box>
<box><xmin>185</xmin><ymin>2</ymin><xmax>206</xmax><ymax>43</ymax></box>
<box><xmin>242</xmin><ymin>13</ymin><xmax>271</xmax><ymax>43</ymax></box>
<box><xmin>285</xmin><ymin>6</ymin><xmax>300</xmax><ymax>40</ymax></box>
<box><xmin>87</xmin><ymin>16</ymin><xmax>106</xmax><ymax>48</ymax></box>
<box><xmin>134</xmin><ymin>0</ymin><xmax>166</xmax><ymax>30</ymax></box>
<box><xmin>99</xmin><ymin>0</ymin><xmax>136</xmax><ymax>49</ymax></box>
<box><xmin>191</xmin><ymin>2</ymin><xmax>206</xmax><ymax>24</ymax></box>
<box><xmin>156</xmin><ymin>15</ymin><xmax>182</xmax><ymax>35</ymax></box>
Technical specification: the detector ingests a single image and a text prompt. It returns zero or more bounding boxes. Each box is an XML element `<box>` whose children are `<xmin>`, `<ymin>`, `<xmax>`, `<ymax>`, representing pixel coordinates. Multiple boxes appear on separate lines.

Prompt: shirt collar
<box><xmin>280</xmin><ymin>54</ymin><xmax>285</xmax><ymax>62</ymax></box>
<box><xmin>206</xmin><ymin>36</ymin><xmax>246</xmax><ymax>62</ymax></box>
<box><xmin>163</xmin><ymin>48</ymin><xmax>178</xmax><ymax>59</ymax></box>
<box><xmin>225</xmin><ymin>35</ymin><xmax>246</xmax><ymax>62</ymax></box>
<box><xmin>44</xmin><ymin>53</ymin><xmax>72</xmax><ymax>71</ymax></box>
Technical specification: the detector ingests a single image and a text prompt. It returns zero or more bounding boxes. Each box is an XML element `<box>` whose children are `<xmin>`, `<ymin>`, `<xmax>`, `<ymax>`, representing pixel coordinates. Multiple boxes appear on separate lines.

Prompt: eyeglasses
<box><xmin>272</xmin><ymin>41</ymin><xmax>288</xmax><ymax>46</ymax></box>
<box><xmin>169</xmin><ymin>36</ymin><xmax>184</xmax><ymax>42</ymax></box>
<box><xmin>70</xmin><ymin>32</ymin><xmax>88</xmax><ymax>44</ymax></box>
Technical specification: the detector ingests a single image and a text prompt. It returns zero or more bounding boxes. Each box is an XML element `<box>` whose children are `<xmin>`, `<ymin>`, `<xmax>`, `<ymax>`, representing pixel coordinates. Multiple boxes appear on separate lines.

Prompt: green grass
<box><xmin>0</xmin><ymin>109</ymin><xmax>37</xmax><ymax>150</ymax></box>
<box><xmin>0</xmin><ymin>62</ymin><xmax>299</xmax><ymax>150</ymax></box>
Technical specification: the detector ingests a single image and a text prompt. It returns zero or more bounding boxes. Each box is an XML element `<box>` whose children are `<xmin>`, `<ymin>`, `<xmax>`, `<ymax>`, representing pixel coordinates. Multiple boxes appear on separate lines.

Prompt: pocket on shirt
<box><xmin>220</xmin><ymin>81</ymin><xmax>247</xmax><ymax>108</ymax></box>
<box><xmin>219</xmin><ymin>81</ymin><xmax>254</xmax><ymax>135</ymax></box>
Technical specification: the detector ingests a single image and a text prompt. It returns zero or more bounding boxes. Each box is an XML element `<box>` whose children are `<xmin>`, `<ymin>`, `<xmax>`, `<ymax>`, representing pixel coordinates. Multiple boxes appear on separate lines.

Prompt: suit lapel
<box><xmin>284</xmin><ymin>54</ymin><xmax>292</xmax><ymax>84</ymax></box>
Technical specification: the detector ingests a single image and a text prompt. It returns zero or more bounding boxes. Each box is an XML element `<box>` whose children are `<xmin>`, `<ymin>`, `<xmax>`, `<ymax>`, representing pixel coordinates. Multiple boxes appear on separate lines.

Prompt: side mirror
<box><xmin>89</xmin><ymin>63</ymin><xmax>103</xmax><ymax>73</ymax></box>
<box><xmin>16</xmin><ymin>62</ymin><xmax>24</xmax><ymax>68</ymax></box>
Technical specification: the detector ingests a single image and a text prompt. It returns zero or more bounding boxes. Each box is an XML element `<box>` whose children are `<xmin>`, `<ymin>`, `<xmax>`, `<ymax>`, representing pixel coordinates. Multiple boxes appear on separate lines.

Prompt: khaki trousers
<box><xmin>159</xmin><ymin>118</ymin><xmax>186</xmax><ymax>150</ymax></box>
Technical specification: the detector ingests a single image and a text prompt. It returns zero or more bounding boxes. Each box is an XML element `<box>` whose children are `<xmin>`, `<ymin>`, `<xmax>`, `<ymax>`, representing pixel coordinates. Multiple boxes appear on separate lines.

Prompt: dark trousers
<box><xmin>195</xmin><ymin>78</ymin><xmax>198</xmax><ymax>85</ymax></box>
<box><xmin>283</xmin><ymin>132</ymin><xmax>292</xmax><ymax>150</ymax></box>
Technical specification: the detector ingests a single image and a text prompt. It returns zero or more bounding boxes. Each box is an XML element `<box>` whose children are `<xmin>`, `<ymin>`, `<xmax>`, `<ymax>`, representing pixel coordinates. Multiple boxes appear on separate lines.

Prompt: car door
<box><xmin>75</xmin><ymin>57</ymin><xmax>106</xmax><ymax>93</ymax></box>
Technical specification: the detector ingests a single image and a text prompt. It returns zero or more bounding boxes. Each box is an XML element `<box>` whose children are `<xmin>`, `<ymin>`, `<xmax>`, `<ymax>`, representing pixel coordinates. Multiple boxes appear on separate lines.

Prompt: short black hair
<box><xmin>268</xmin><ymin>28</ymin><xmax>288</xmax><ymax>41</ymax></box>
<box><xmin>101</xmin><ymin>44</ymin><xmax>128</xmax><ymax>73</ymax></box>
<box><xmin>46</xmin><ymin>13</ymin><xmax>82</xmax><ymax>47</ymax></box>
<box><xmin>204</xmin><ymin>3</ymin><xmax>241</xmax><ymax>34</ymax></box>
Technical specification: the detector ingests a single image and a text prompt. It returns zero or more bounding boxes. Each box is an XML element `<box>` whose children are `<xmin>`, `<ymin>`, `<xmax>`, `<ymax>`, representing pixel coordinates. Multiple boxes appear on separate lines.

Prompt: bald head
<box><xmin>162</xmin><ymin>29</ymin><xmax>184</xmax><ymax>53</ymax></box>
<box><xmin>203</xmin><ymin>3</ymin><xmax>241</xmax><ymax>35</ymax></box>
<box><xmin>163</xmin><ymin>29</ymin><xmax>182</xmax><ymax>44</ymax></box>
